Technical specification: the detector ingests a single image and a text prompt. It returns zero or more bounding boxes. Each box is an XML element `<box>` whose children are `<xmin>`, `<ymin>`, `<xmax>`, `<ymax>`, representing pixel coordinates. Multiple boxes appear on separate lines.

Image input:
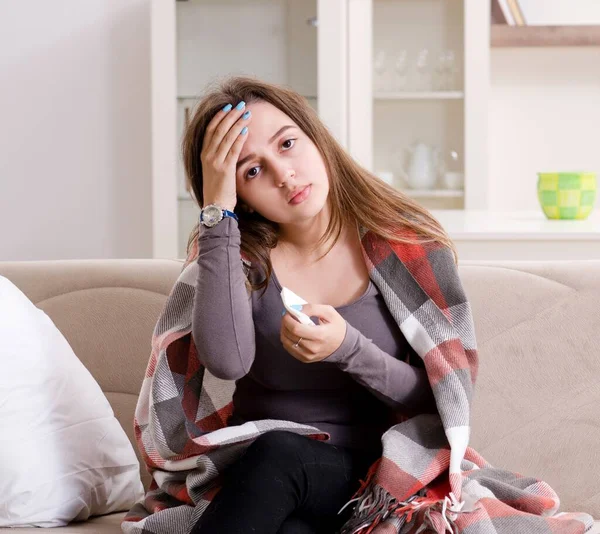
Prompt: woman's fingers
<box><xmin>216</xmin><ymin>110</ymin><xmax>252</xmax><ymax>165</ymax></box>
<box><xmin>224</xmin><ymin>123</ymin><xmax>250</xmax><ymax>170</ymax></box>
<box><xmin>281</xmin><ymin>315</ymin><xmax>320</xmax><ymax>343</ymax></box>
<box><xmin>203</xmin><ymin>101</ymin><xmax>249</xmax><ymax>159</ymax></box>
<box><xmin>202</xmin><ymin>103</ymin><xmax>234</xmax><ymax>153</ymax></box>
<box><xmin>281</xmin><ymin>330</ymin><xmax>312</xmax><ymax>353</ymax></box>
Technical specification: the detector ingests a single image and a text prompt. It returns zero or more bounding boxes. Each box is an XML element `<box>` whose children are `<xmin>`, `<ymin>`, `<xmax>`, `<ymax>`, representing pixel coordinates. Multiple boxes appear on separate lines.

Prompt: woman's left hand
<box><xmin>280</xmin><ymin>304</ymin><xmax>347</xmax><ymax>363</ymax></box>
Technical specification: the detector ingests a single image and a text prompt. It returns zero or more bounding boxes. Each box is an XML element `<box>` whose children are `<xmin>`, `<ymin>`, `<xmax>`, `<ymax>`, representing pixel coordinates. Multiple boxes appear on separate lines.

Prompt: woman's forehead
<box><xmin>242</xmin><ymin>106</ymin><xmax>299</xmax><ymax>148</ymax></box>
<box><xmin>247</xmin><ymin>101</ymin><xmax>292</xmax><ymax>125</ymax></box>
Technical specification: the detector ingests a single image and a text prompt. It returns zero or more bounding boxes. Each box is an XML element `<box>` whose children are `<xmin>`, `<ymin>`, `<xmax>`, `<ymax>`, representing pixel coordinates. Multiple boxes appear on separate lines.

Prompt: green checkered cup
<box><xmin>537</xmin><ymin>172</ymin><xmax>597</xmax><ymax>220</ymax></box>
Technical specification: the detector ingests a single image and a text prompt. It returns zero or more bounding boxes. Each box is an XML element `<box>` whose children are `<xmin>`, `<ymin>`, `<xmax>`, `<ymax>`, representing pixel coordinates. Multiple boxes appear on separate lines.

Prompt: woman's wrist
<box><xmin>203</xmin><ymin>200</ymin><xmax>236</xmax><ymax>212</ymax></box>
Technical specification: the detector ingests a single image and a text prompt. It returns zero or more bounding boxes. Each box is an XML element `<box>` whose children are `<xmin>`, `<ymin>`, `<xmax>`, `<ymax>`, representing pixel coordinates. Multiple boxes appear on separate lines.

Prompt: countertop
<box><xmin>429</xmin><ymin>209</ymin><xmax>600</xmax><ymax>240</ymax></box>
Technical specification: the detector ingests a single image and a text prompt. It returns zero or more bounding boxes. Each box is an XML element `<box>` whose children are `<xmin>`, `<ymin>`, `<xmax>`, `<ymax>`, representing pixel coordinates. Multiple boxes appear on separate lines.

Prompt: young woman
<box><xmin>183</xmin><ymin>76</ymin><xmax>457</xmax><ymax>534</ymax></box>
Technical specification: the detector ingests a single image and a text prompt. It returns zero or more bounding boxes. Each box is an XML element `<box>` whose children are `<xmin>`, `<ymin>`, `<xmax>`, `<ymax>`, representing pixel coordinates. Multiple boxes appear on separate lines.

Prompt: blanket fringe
<box><xmin>338</xmin><ymin>479</ymin><xmax>464</xmax><ymax>534</ymax></box>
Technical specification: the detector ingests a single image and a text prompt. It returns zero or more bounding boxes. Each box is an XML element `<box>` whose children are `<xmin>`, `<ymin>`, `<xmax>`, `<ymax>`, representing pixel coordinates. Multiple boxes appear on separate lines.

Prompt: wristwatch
<box><xmin>199</xmin><ymin>203</ymin><xmax>238</xmax><ymax>228</ymax></box>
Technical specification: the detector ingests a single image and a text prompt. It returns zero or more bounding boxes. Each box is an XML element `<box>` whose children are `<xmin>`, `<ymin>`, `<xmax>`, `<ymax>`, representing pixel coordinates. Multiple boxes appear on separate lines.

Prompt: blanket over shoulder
<box><xmin>121</xmin><ymin>224</ymin><xmax>595</xmax><ymax>534</ymax></box>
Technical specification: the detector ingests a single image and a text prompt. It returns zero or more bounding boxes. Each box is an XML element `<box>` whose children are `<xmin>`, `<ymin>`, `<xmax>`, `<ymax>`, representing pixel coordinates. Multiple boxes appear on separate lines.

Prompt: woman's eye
<box><xmin>246</xmin><ymin>166</ymin><xmax>260</xmax><ymax>179</ymax></box>
<box><xmin>245</xmin><ymin>139</ymin><xmax>296</xmax><ymax>179</ymax></box>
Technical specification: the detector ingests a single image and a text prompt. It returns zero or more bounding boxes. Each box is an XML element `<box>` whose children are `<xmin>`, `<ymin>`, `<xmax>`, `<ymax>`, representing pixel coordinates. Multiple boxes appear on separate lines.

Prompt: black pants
<box><xmin>190</xmin><ymin>430</ymin><xmax>381</xmax><ymax>534</ymax></box>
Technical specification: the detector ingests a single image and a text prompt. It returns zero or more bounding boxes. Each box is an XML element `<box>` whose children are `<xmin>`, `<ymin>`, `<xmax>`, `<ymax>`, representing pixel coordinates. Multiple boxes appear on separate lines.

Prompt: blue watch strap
<box><xmin>223</xmin><ymin>209</ymin><xmax>238</xmax><ymax>221</ymax></box>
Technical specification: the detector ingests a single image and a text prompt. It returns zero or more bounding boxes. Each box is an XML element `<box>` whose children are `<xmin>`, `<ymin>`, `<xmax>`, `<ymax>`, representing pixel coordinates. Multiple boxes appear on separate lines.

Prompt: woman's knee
<box><xmin>218</xmin><ymin>431</ymin><xmax>309</xmax><ymax>491</ymax></box>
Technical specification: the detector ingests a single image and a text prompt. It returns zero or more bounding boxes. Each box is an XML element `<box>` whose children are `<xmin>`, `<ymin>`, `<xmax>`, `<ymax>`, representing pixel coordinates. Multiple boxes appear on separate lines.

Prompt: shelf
<box><xmin>491</xmin><ymin>25</ymin><xmax>600</xmax><ymax>47</ymax></box>
<box><xmin>402</xmin><ymin>188</ymin><xmax>464</xmax><ymax>198</ymax></box>
<box><xmin>430</xmin><ymin>209</ymin><xmax>600</xmax><ymax>240</ymax></box>
<box><xmin>374</xmin><ymin>91</ymin><xmax>464</xmax><ymax>100</ymax></box>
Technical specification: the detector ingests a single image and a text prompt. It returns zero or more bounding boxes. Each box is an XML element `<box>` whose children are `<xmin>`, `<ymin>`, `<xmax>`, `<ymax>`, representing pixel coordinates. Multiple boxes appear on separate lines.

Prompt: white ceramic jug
<box><xmin>403</xmin><ymin>142</ymin><xmax>439</xmax><ymax>189</ymax></box>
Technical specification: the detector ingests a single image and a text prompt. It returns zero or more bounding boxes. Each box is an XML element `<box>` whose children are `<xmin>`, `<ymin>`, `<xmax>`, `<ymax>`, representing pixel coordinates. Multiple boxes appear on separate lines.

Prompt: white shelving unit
<box><xmin>407</xmin><ymin>189</ymin><xmax>465</xmax><ymax>198</ymax></box>
<box><xmin>150</xmin><ymin>0</ymin><xmax>491</xmax><ymax>259</ymax></box>
<box><xmin>431</xmin><ymin>209</ymin><xmax>600</xmax><ymax>260</ymax></box>
<box><xmin>374</xmin><ymin>91</ymin><xmax>465</xmax><ymax>100</ymax></box>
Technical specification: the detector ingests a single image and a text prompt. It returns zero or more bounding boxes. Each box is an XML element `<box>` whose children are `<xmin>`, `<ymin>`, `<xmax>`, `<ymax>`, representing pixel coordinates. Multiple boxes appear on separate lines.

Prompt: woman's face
<box><xmin>234</xmin><ymin>101</ymin><xmax>330</xmax><ymax>223</ymax></box>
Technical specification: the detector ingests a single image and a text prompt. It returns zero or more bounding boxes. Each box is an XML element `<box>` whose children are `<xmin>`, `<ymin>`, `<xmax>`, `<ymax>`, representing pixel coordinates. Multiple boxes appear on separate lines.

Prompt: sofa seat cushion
<box><xmin>0</xmin><ymin>513</ymin><xmax>127</xmax><ymax>533</ymax></box>
<box><xmin>0</xmin><ymin>515</ymin><xmax>598</xmax><ymax>533</ymax></box>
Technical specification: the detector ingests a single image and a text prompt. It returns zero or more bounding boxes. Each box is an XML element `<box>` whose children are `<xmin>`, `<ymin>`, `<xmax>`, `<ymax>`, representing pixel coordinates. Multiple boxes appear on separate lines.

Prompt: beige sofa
<box><xmin>1</xmin><ymin>258</ymin><xmax>599</xmax><ymax>534</ymax></box>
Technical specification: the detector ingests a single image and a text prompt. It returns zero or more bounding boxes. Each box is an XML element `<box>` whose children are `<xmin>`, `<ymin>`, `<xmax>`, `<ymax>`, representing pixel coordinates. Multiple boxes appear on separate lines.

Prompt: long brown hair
<box><xmin>182</xmin><ymin>75</ymin><xmax>458</xmax><ymax>293</ymax></box>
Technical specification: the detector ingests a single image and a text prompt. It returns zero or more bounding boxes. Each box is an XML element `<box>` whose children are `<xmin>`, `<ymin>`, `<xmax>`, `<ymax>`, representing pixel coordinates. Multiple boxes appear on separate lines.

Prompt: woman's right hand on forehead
<box><xmin>200</xmin><ymin>100</ymin><xmax>252</xmax><ymax>212</ymax></box>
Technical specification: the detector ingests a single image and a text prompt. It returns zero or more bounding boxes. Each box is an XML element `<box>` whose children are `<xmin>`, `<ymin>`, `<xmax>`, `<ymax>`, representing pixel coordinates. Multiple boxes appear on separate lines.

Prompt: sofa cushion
<box><xmin>2</xmin><ymin>515</ymin><xmax>600</xmax><ymax>533</ymax></box>
<box><xmin>460</xmin><ymin>261</ymin><xmax>600</xmax><ymax>520</ymax></box>
<box><xmin>0</xmin><ymin>259</ymin><xmax>183</xmax><ymax>492</ymax></box>
<box><xmin>0</xmin><ymin>277</ymin><xmax>144</xmax><ymax>527</ymax></box>
<box><xmin>0</xmin><ymin>513</ymin><xmax>127</xmax><ymax>534</ymax></box>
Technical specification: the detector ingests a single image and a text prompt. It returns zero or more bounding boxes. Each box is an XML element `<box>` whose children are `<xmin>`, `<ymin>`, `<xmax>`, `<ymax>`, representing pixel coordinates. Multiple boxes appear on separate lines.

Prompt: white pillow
<box><xmin>0</xmin><ymin>276</ymin><xmax>144</xmax><ymax>527</ymax></box>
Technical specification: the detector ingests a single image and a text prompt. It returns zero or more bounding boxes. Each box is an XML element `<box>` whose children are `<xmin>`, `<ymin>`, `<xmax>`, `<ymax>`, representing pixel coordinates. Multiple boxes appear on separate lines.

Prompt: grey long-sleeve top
<box><xmin>192</xmin><ymin>217</ymin><xmax>437</xmax><ymax>452</ymax></box>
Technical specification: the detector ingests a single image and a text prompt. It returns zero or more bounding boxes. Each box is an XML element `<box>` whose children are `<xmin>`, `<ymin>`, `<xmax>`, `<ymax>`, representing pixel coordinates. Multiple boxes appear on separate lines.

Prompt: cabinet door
<box><xmin>347</xmin><ymin>0</ymin><xmax>489</xmax><ymax>211</ymax></box>
<box><xmin>173</xmin><ymin>0</ymin><xmax>348</xmax><ymax>259</ymax></box>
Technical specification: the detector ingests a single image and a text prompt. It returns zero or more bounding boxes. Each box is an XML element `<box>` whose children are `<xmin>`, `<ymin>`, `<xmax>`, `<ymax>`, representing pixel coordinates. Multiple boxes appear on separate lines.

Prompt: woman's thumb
<box><xmin>300</xmin><ymin>303</ymin><xmax>329</xmax><ymax>323</ymax></box>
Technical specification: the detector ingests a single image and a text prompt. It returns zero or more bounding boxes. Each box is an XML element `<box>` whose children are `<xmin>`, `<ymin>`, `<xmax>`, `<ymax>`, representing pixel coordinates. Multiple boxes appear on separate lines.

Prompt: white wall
<box><xmin>488</xmin><ymin>47</ymin><xmax>600</xmax><ymax>211</ymax></box>
<box><xmin>518</xmin><ymin>0</ymin><xmax>600</xmax><ymax>25</ymax></box>
<box><xmin>0</xmin><ymin>0</ymin><xmax>152</xmax><ymax>261</ymax></box>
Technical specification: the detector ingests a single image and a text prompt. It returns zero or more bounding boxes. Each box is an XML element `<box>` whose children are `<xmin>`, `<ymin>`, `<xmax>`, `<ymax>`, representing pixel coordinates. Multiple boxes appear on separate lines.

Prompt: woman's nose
<box><xmin>274</xmin><ymin>165</ymin><xmax>295</xmax><ymax>186</ymax></box>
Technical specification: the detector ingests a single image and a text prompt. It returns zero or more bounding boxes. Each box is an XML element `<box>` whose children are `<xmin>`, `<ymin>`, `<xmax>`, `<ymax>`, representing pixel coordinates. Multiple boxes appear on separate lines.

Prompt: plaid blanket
<box><xmin>121</xmin><ymin>224</ymin><xmax>595</xmax><ymax>534</ymax></box>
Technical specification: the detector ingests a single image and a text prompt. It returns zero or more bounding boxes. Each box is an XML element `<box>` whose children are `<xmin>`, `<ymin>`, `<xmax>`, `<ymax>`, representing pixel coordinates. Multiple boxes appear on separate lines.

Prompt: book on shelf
<box><xmin>493</xmin><ymin>0</ymin><xmax>527</xmax><ymax>26</ymax></box>
<box><xmin>507</xmin><ymin>0</ymin><xmax>527</xmax><ymax>26</ymax></box>
<box><xmin>493</xmin><ymin>0</ymin><xmax>513</xmax><ymax>25</ymax></box>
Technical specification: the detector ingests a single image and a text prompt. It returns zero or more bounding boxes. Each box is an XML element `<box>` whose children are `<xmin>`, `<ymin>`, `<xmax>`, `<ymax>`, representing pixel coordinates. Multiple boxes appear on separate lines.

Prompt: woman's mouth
<box><xmin>289</xmin><ymin>185</ymin><xmax>311</xmax><ymax>205</ymax></box>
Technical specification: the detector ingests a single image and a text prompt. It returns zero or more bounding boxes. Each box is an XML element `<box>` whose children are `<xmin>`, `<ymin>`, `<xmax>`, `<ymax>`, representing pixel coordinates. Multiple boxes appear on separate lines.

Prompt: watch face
<box><xmin>202</xmin><ymin>205</ymin><xmax>222</xmax><ymax>226</ymax></box>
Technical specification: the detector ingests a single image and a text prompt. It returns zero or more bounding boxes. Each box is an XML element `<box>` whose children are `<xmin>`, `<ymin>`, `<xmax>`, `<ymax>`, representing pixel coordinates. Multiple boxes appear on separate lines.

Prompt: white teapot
<box><xmin>402</xmin><ymin>142</ymin><xmax>440</xmax><ymax>189</ymax></box>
